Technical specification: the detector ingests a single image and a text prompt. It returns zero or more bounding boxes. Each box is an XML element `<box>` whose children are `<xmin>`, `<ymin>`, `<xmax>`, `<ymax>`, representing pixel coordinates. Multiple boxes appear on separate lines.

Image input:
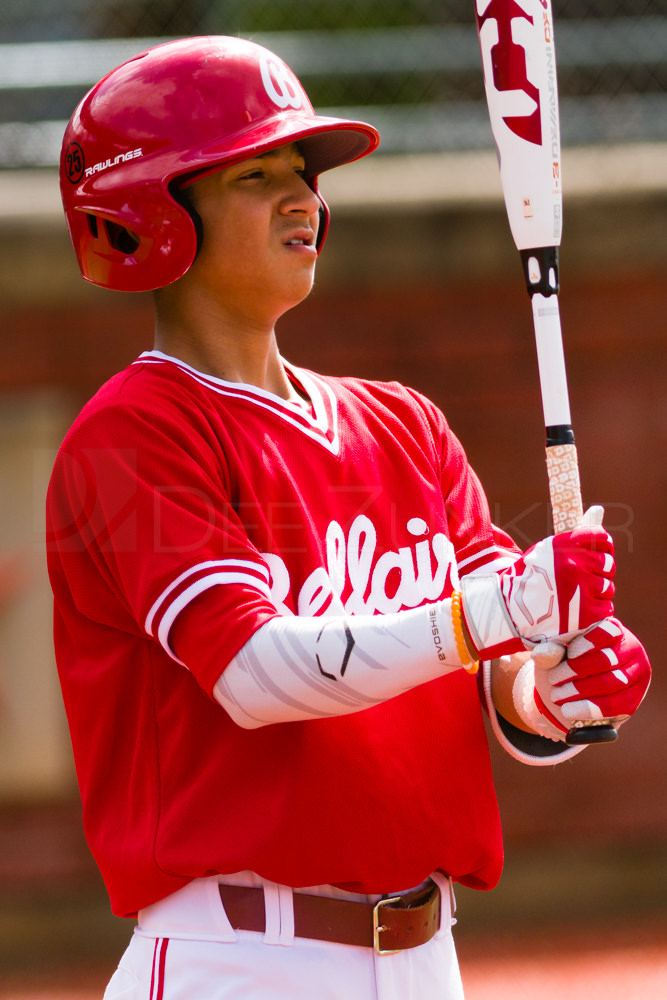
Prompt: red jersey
<box><xmin>47</xmin><ymin>351</ymin><xmax>519</xmax><ymax>917</ymax></box>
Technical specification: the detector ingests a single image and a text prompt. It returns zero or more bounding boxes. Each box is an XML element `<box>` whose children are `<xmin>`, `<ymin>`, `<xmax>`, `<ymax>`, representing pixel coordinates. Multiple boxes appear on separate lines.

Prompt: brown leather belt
<box><xmin>218</xmin><ymin>880</ymin><xmax>441</xmax><ymax>955</ymax></box>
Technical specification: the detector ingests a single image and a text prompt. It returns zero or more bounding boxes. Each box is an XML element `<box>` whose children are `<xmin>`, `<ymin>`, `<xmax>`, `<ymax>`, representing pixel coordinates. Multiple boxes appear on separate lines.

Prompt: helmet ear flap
<box><xmin>65</xmin><ymin>183</ymin><xmax>199</xmax><ymax>291</ymax></box>
<box><xmin>169</xmin><ymin>180</ymin><xmax>204</xmax><ymax>262</ymax></box>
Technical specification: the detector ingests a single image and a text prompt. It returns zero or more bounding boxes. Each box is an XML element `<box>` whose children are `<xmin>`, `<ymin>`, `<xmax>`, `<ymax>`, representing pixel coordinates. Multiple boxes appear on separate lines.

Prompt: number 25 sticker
<box><xmin>65</xmin><ymin>141</ymin><xmax>85</xmax><ymax>183</ymax></box>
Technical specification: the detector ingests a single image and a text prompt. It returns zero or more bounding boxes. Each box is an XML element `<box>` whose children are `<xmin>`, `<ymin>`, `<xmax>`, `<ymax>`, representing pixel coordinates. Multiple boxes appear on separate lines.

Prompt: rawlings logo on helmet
<box><xmin>85</xmin><ymin>147</ymin><xmax>144</xmax><ymax>179</ymax></box>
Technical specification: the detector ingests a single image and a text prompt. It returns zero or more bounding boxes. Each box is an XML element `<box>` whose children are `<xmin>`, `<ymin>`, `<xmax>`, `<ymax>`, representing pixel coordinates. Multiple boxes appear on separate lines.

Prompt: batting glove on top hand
<box><xmin>460</xmin><ymin>506</ymin><xmax>615</xmax><ymax>660</ymax></box>
<box><xmin>513</xmin><ymin>618</ymin><xmax>651</xmax><ymax>741</ymax></box>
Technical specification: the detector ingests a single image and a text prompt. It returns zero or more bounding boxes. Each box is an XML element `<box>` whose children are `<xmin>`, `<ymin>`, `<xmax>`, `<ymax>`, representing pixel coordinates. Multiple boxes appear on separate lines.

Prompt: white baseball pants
<box><xmin>103</xmin><ymin>872</ymin><xmax>465</xmax><ymax>1000</ymax></box>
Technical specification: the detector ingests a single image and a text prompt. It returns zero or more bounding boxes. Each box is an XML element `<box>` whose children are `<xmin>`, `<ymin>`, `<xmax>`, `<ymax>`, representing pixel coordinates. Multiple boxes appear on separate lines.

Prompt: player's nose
<box><xmin>281</xmin><ymin>173</ymin><xmax>322</xmax><ymax>218</ymax></box>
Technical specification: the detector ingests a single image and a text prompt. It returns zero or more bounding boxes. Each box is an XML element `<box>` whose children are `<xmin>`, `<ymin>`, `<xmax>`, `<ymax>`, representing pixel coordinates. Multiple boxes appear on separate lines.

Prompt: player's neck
<box><xmin>153</xmin><ymin>304</ymin><xmax>297</xmax><ymax>401</ymax></box>
<box><xmin>152</xmin><ymin>276</ymin><xmax>307</xmax><ymax>400</ymax></box>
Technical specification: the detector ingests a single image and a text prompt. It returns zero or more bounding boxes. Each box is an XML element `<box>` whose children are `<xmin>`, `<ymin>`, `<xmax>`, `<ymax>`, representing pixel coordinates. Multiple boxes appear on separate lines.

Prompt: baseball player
<box><xmin>47</xmin><ymin>36</ymin><xmax>651</xmax><ymax>1000</ymax></box>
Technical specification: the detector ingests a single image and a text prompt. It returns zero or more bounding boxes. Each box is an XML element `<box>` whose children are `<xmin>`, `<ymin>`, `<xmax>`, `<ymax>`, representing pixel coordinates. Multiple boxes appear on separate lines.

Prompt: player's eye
<box><xmin>239</xmin><ymin>167</ymin><xmax>266</xmax><ymax>180</ymax></box>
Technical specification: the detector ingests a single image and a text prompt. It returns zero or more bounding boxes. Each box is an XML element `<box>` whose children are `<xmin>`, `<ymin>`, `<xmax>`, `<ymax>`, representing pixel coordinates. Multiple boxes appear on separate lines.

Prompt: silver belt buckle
<box><xmin>373</xmin><ymin>895</ymin><xmax>402</xmax><ymax>955</ymax></box>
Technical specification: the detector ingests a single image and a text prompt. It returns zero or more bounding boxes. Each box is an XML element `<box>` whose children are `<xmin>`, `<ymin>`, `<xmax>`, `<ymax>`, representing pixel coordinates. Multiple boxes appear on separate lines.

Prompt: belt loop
<box><xmin>262</xmin><ymin>881</ymin><xmax>282</xmax><ymax>945</ymax></box>
<box><xmin>430</xmin><ymin>872</ymin><xmax>456</xmax><ymax>938</ymax></box>
<box><xmin>262</xmin><ymin>881</ymin><xmax>295</xmax><ymax>946</ymax></box>
<box><xmin>277</xmin><ymin>884</ymin><xmax>295</xmax><ymax>946</ymax></box>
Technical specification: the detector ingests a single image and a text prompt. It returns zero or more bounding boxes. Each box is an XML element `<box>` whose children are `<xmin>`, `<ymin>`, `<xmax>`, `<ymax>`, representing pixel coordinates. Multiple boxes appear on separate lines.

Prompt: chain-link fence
<box><xmin>0</xmin><ymin>0</ymin><xmax>665</xmax><ymax>167</ymax></box>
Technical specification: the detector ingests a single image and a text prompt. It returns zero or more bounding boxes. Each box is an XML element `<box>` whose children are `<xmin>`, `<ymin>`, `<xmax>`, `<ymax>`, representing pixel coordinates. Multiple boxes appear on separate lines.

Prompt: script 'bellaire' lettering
<box><xmin>263</xmin><ymin>514</ymin><xmax>458</xmax><ymax>618</ymax></box>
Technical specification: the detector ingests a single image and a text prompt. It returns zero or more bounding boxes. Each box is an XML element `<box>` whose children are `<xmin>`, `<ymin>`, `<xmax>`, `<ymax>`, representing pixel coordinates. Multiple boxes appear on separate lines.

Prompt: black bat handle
<box><xmin>566</xmin><ymin>722</ymin><xmax>618</xmax><ymax>746</ymax></box>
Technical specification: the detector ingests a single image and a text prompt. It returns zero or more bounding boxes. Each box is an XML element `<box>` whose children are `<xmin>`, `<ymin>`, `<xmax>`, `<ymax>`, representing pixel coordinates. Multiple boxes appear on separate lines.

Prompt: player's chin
<box><xmin>287</xmin><ymin>250</ymin><xmax>318</xmax><ymax>289</ymax></box>
<box><xmin>282</xmin><ymin>260</ymin><xmax>318</xmax><ymax>302</ymax></box>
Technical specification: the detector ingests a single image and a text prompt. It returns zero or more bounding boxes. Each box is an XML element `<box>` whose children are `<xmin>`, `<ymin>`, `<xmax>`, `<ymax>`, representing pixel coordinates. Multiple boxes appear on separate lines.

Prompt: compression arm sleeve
<box><xmin>213</xmin><ymin>600</ymin><xmax>469</xmax><ymax>729</ymax></box>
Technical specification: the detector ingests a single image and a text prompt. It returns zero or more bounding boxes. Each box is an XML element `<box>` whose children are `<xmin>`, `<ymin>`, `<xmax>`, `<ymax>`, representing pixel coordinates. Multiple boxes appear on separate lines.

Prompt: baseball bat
<box><xmin>474</xmin><ymin>0</ymin><xmax>617</xmax><ymax>744</ymax></box>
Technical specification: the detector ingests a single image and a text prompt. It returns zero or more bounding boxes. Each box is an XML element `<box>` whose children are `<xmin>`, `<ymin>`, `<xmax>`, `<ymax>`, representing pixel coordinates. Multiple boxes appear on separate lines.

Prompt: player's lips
<box><xmin>283</xmin><ymin>228</ymin><xmax>316</xmax><ymax>252</ymax></box>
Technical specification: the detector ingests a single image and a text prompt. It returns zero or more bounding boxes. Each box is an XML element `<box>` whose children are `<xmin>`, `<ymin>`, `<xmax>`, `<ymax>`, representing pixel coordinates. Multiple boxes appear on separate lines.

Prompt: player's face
<box><xmin>184</xmin><ymin>143</ymin><xmax>321</xmax><ymax>322</ymax></box>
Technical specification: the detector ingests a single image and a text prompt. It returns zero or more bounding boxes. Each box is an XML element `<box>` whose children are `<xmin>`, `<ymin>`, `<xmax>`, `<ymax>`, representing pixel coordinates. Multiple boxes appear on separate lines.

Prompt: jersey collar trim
<box><xmin>134</xmin><ymin>351</ymin><xmax>340</xmax><ymax>455</ymax></box>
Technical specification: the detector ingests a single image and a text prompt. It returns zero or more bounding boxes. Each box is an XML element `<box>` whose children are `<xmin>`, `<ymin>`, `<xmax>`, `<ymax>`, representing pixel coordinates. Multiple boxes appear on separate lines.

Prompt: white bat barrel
<box><xmin>476</xmin><ymin>0</ymin><xmax>562</xmax><ymax>252</ymax></box>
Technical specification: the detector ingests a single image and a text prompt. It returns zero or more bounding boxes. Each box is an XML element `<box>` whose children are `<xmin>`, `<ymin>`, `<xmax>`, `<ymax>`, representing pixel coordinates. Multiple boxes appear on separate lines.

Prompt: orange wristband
<box><xmin>451</xmin><ymin>591</ymin><xmax>480</xmax><ymax>675</ymax></box>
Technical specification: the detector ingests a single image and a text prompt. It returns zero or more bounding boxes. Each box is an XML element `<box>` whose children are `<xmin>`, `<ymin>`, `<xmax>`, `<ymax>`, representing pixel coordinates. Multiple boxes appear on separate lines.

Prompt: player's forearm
<box><xmin>213</xmin><ymin>600</ymin><xmax>476</xmax><ymax>728</ymax></box>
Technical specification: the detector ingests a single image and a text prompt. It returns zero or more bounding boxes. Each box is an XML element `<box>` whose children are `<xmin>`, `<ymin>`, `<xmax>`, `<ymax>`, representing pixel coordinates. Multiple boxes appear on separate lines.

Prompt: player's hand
<box><xmin>532</xmin><ymin>618</ymin><xmax>651</xmax><ymax>737</ymax></box>
<box><xmin>460</xmin><ymin>507</ymin><xmax>615</xmax><ymax>659</ymax></box>
<box><xmin>500</xmin><ymin>515</ymin><xmax>615</xmax><ymax>644</ymax></box>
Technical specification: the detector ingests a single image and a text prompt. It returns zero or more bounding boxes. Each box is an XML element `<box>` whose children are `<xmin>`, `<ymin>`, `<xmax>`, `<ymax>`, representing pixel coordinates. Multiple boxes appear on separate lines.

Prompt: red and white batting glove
<box><xmin>460</xmin><ymin>506</ymin><xmax>615</xmax><ymax>660</ymax></box>
<box><xmin>513</xmin><ymin>619</ymin><xmax>651</xmax><ymax>741</ymax></box>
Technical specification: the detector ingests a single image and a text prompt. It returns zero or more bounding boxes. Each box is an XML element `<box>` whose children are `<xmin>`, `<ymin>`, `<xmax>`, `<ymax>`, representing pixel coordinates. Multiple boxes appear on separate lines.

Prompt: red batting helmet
<box><xmin>60</xmin><ymin>36</ymin><xmax>379</xmax><ymax>292</ymax></box>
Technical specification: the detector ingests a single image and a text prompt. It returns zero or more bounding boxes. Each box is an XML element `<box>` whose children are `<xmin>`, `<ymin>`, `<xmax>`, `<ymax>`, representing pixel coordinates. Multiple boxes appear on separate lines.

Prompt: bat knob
<box><xmin>565</xmin><ymin>723</ymin><xmax>618</xmax><ymax>746</ymax></box>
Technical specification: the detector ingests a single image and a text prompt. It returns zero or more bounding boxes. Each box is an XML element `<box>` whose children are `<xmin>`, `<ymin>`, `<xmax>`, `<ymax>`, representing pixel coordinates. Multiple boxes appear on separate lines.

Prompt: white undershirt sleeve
<box><xmin>213</xmin><ymin>600</ymin><xmax>468</xmax><ymax>728</ymax></box>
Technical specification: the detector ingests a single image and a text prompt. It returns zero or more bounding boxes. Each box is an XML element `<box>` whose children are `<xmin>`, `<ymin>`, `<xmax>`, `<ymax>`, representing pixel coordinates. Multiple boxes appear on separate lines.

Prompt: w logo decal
<box><xmin>259</xmin><ymin>52</ymin><xmax>304</xmax><ymax>111</ymax></box>
<box><xmin>476</xmin><ymin>0</ymin><xmax>542</xmax><ymax>146</ymax></box>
